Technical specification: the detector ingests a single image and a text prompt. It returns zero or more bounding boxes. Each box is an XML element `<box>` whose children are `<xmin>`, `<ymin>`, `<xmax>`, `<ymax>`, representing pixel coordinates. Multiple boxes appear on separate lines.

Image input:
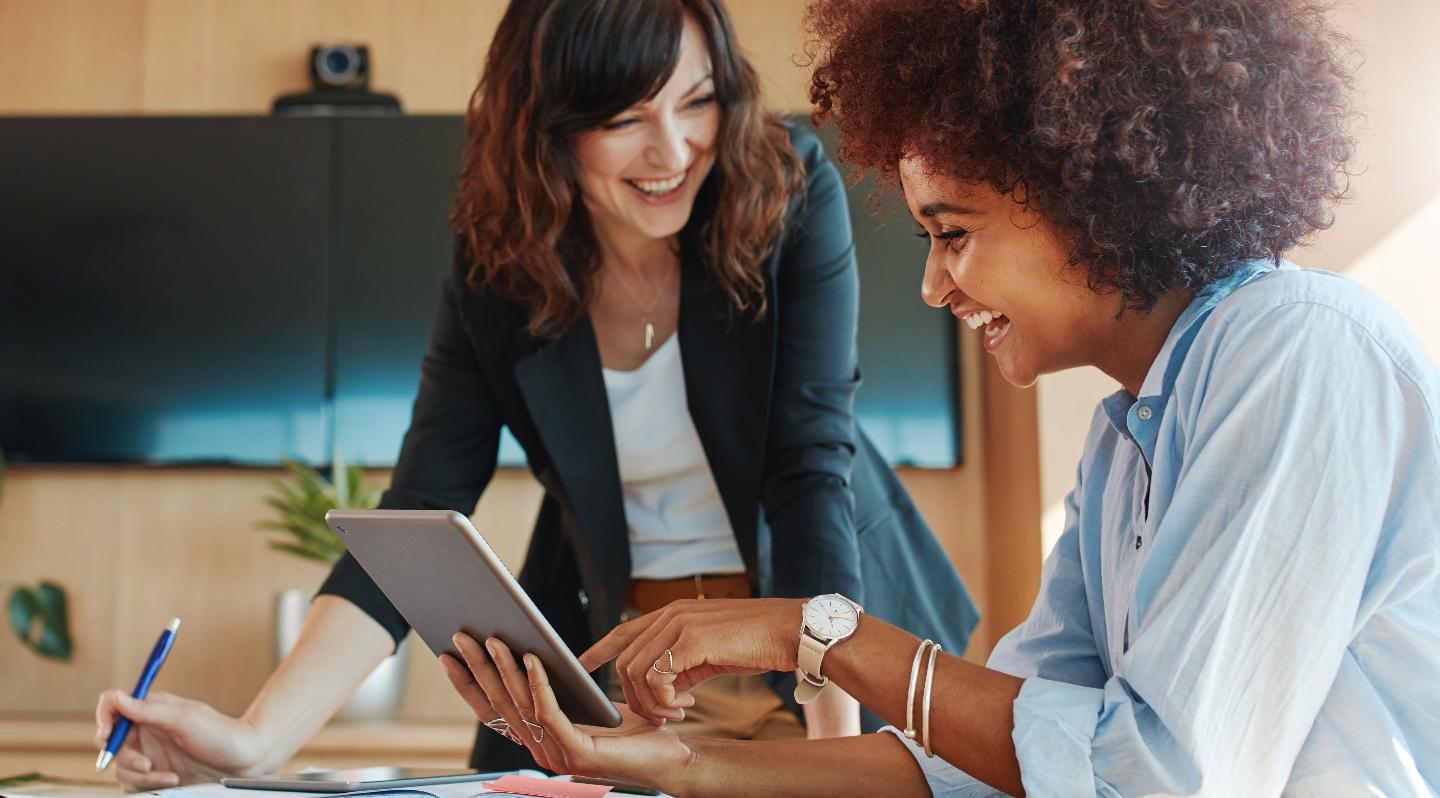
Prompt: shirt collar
<box><xmin>1100</xmin><ymin>260</ymin><xmax>1286</xmax><ymax>447</ymax></box>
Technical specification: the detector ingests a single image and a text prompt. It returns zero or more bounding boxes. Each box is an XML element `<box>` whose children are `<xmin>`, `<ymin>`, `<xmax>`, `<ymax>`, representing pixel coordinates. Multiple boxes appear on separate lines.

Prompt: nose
<box><xmin>919</xmin><ymin>248</ymin><xmax>954</xmax><ymax>308</ymax></box>
<box><xmin>646</xmin><ymin>112</ymin><xmax>690</xmax><ymax>172</ymax></box>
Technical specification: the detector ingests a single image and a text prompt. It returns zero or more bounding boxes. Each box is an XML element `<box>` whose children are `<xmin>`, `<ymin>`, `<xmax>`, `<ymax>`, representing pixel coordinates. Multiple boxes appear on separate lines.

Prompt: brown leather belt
<box><xmin>626</xmin><ymin>573</ymin><xmax>751</xmax><ymax>614</ymax></box>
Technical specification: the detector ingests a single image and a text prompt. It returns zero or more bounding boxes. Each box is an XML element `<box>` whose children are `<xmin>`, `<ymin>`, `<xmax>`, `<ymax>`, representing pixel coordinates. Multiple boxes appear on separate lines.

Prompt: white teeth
<box><xmin>962</xmin><ymin>309</ymin><xmax>1006</xmax><ymax>332</ymax></box>
<box><xmin>629</xmin><ymin>173</ymin><xmax>685</xmax><ymax>195</ymax></box>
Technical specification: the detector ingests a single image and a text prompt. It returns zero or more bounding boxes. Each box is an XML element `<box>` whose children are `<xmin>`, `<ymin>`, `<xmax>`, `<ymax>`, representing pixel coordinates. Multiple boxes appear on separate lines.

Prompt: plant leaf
<box><xmin>0</xmin><ymin>773</ymin><xmax>43</xmax><ymax>788</ymax></box>
<box><xmin>260</xmin><ymin>455</ymin><xmax>374</xmax><ymax>565</ymax></box>
<box><xmin>8</xmin><ymin>582</ymin><xmax>73</xmax><ymax>661</ymax></box>
<box><xmin>8</xmin><ymin>588</ymin><xmax>39</xmax><ymax>646</ymax></box>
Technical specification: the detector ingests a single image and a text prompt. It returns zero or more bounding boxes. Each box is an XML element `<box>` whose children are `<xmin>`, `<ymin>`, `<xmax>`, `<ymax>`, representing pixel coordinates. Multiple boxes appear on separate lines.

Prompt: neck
<box><xmin>1090</xmin><ymin>291</ymin><xmax>1194</xmax><ymax>397</ymax></box>
<box><xmin>591</xmin><ymin>217</ymin><xmax>676</xmax><ymax>279</ymax></box>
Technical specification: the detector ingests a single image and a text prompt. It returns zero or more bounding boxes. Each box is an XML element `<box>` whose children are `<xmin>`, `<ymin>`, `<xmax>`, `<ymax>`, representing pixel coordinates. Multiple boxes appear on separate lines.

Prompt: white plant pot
<box><xmin>275</xmin><ymin>588</ymin><xmax>409</xmax><ymax>722</ymax></box>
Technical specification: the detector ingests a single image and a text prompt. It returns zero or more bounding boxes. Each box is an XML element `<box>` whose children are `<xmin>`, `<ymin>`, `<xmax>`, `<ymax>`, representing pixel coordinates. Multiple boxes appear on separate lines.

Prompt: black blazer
<box><xmin>318</xmin><ymin>125</ymin><xmax>978</xmax><ymax>768</ymax></box>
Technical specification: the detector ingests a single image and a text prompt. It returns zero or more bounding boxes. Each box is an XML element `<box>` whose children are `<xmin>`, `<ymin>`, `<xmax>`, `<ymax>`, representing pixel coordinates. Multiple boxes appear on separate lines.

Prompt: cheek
<box><xmin>573</xmin><ymin>136</ymin><xmax>633</xmax><ymax>187</ymax></box>
<box><xmin>688</xmin><ymin>109</ymin><xmax>721</xmax><ymax>155</ymax></box>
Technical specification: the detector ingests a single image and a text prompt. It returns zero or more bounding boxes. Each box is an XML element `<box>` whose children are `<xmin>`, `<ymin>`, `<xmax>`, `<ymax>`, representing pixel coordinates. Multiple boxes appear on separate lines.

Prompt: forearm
<box><xmin>670</xmin><ymin>733</ymin><xmax>929</xmax><ymax>798</ymax></box>
<box><xmin>800</xmin><ymin>676</ymin><xmax>861</xmax><ymax>738</ymax></box>
<box><xmin>241</xmin><ymin>595</ymin><xmax>394</xmax><ymax>772</ymax></box>
<box><xmin>825</xmin><ymin>614</ymin><xmax>1025</xmax><ymax>796</ymax></box>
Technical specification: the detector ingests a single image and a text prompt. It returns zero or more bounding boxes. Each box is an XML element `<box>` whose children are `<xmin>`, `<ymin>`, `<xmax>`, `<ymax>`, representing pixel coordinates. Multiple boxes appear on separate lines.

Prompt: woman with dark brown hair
<box><xmin>92</xmin><ymin>0</ymin><xmax>977</xmax><ymax>787</ymax></box>
<box><xmin>443</xmin><ymin>0</ymin><xmax>1440</xmax><ymax>795</ymax></box>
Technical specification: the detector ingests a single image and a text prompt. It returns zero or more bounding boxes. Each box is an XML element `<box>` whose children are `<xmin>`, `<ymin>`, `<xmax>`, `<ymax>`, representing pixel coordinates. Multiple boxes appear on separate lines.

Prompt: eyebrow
<box><xmin>681</xmin><ymin>73</ymin><xmax>715</xmax><ymax>98</ymax></box>
<box><xmin>636</xmin><ymin>73</ymin><xmax>714</xmax><ymax>111</ymax></box>
<box><xmin>919</xmin><ymin>202</ymin><xmax>981</xmax><ymax>218</ymax></box>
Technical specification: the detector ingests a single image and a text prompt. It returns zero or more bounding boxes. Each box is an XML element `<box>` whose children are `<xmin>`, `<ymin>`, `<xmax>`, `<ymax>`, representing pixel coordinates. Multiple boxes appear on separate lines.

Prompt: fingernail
<box><xmin>523</xmin><ymin>654</ymin><xmax>538</xmax><ymax>671</ymax></box>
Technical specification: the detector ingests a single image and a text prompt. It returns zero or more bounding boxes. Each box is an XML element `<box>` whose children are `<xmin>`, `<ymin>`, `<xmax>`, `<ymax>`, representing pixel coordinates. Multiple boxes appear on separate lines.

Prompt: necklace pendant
<box><xmin>644</xmin><ymin>322</ymin><xmax>655</xmax><ymax>350</ymax></box>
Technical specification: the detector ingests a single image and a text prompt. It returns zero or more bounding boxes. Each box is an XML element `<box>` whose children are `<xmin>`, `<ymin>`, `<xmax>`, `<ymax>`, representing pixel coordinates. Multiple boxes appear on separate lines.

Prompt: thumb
<box><xmin>114</xmin><ymin>691</ymin><xmax>183</xmax><ymax>732</ymax></box>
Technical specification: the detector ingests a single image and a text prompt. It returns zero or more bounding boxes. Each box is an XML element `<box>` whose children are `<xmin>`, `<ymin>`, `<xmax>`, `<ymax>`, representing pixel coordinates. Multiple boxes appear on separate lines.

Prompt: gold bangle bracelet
<box><xmin>904</xmin><ymin>639</ymin><xmax>935</xmax><ymax>742</ymax></box>
<box><xmin>922</xmin><ymin>642</ymin><xmax>943</xmax><ymax>757</ymax></box>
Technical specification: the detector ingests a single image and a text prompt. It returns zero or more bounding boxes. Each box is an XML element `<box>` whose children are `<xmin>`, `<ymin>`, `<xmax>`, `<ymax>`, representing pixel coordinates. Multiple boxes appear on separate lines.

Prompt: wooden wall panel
<box><xmin>135</xmin><ymin>0</ymin><xmax>505</xmax><ymax>115</ymax></box>
<box><xmin>0</xmin><ymin>0</ymin><xmax>146</xmax><ymax>113</ymax></box>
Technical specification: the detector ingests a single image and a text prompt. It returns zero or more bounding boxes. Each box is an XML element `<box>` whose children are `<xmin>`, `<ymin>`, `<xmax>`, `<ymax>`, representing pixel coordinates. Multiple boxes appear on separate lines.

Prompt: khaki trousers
<box><xmin>607</xmin><ymin>671</ymin><xmax>805</xmax><ymax>741</ymax></box>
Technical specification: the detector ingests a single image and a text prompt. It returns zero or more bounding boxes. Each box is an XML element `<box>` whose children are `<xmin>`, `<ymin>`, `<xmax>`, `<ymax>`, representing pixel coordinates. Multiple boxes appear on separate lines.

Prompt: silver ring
<box><xmin>484</xmin><ymin>717</ymin><xmax>523</xmax><ymax>746</ymax></box>
<box><xmin>522</xmin><ymin>716</ymin><xmax>546</xmax><ymax>743</ymax></box>
<box><xmin>651</xmin><ymin>649</ymin><xmax>675</xmax><ymax>675</ymax></box>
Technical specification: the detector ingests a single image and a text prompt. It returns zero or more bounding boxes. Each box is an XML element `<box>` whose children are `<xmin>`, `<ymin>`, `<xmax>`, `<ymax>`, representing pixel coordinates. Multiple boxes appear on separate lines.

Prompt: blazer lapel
<box><xmin>677</xmin><ymin>246</ymin><xmax>776</xmax><ymax>576</ymax></box>
<box><xmin>513</xmin><ymin>319</ymin><xmax>631</xmax><ymax>623</ymax></box>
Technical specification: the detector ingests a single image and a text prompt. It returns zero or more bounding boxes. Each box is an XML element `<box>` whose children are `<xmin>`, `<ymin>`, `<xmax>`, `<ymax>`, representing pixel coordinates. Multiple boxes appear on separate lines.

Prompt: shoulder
<box><xmin>1179</xmin><ymin>265</ymin><xmax>1440</xmax><ymax>432</ymax></box>
<box><xmin>1203</xmin><ymin>266</ymin><xmax>1435</xmax><ymax>387</ymax></box>
<box><xmin>776</xmin><ymin>120</ymin><xmax>851</xmax><ymax>259</ymax></box>
<box><xmin>783</xmin><ymin>120</ymin><xmax>831</xmax><ymax>179</ymax></box>
<box><xmin>444</xmin><ymin>234</ymin><xmax>531</xmax><ymax>338</ymax></box>
<box><xmin>789</xmin><ymin>121</ymin><xmax>840</xmax><ymax>201</ymax></box>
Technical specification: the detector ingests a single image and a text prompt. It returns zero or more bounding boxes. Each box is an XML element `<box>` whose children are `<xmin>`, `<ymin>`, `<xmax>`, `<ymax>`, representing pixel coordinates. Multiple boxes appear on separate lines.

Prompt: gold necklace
<box><xmin>609</xmin><ymin>261</ymin><xmax>677</xmax><ymax>350</ymax></box>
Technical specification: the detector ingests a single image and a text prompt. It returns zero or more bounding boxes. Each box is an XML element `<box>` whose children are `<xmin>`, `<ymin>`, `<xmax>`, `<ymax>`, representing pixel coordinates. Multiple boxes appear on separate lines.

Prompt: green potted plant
<box><xmin>260</xmin><ymin>456</ymin><xmax>407</xmax><ymax>722</ymax></box>
<box><xmin>3</xmin><ymin>449</ymin><xmax>75</xmax><ymax>663</ymax></box>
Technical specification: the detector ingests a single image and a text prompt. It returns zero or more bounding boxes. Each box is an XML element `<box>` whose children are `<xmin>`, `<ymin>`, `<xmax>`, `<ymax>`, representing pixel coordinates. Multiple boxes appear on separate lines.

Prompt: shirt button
<box><xmin>1137</xmin><ymin>405</ymin><xmax>1153</xmax><ymax>421</ymax></box>
<box><xmin>577</xmin><ymin>589</ymin><xmax>590</xmax><ymax>610</ymax></box>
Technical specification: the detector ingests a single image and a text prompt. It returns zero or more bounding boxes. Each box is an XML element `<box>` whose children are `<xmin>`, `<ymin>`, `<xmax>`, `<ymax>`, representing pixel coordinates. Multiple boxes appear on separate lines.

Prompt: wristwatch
<box><xmin>794</xmin><ymin>593</ymin><xmax>863</xmax><ymax>704</ymax></box>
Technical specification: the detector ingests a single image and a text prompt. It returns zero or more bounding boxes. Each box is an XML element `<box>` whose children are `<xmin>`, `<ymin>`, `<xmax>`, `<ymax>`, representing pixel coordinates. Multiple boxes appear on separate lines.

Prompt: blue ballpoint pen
<box><xmin>97</xmin><ymin>617</ymin><xmax>181</xmax><ymax>772</ymax></box>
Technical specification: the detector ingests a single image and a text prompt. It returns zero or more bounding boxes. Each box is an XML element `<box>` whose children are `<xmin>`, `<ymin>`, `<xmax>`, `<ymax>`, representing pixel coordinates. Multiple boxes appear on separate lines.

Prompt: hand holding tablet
<box><xmin>324</xmin><ymin>510</ymin><xmax>622</xmax><ymax>729</ymax></box>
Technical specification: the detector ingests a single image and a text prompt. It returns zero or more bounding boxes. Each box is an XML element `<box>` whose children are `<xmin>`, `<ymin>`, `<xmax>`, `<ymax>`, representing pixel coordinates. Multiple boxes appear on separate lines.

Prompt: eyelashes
<box><xmin>914</xmin><ymin>227</ymin><xmax>969</xmax><ymax>243</ymax></box>
<box><xmin>601</xmin><ymin>94</ymin><xmax>717</xmax><ymax>131</ymax></box>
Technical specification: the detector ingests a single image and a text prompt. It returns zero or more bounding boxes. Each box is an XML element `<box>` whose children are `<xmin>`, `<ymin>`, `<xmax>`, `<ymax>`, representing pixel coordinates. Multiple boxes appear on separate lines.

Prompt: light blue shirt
<box><xmin>887</xmin><ymin>261</ymin><xmax>1440</xmax><ymax>796</ymax></box>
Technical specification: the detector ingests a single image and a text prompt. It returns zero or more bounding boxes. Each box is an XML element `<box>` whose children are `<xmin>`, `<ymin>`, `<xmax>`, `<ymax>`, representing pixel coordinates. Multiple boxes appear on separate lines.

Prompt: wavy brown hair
<box><xmin>806</xmin><ymin>0</ymin><xmax>1356</xmax><ymax>312</ymax></box>
<box><xmin>453</xmin><ymin>0</ymin><xmax>802</xmax><ymax>339</ymax></box>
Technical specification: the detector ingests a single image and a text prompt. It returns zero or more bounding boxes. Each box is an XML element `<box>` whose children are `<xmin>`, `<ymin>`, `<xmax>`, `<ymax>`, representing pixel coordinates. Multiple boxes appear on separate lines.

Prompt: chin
<box><xmin>996</xmin><ymin>357</ymin><xmax>1040</xmax><ymax>390</ymax></box>
<box><xmin>633</xmin><ymin>207</ymin><xmax>694</xmax><ymax>240</ymax></box>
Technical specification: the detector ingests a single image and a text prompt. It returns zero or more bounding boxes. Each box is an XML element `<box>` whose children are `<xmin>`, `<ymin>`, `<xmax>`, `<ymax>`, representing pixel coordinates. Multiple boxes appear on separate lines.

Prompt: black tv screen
<box><xmin>0</xmin><ymin>118</ymin><xmax>332</xmax><ymax>464</ymax></box>
<box><xmin>0</xmin><ymin>115</ymin><xmax>957</xmax><ymax>468</ymax></box>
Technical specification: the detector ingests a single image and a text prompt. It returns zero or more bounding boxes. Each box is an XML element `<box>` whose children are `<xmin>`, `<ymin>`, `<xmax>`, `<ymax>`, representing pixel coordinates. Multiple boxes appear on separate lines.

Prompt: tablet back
<box><xmin>324</xmin><ymin>509</ymin><xmax>622</xmax><ymax>728</ymax></box>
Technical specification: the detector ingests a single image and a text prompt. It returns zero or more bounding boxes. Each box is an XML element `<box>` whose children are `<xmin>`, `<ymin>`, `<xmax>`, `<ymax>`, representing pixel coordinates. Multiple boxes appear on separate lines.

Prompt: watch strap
<box><xmin>794</xmin><ymin>676</ymin><xmax>826</xmax><ymax>704</ymax></box>
<box><xmin>797</xmin><ymin>630</ymin><xmax>829</xmax><ymax>677</ymax></box>
<box><xmin>794</xmin><ymin>632</ymin><xmax>830</xmax><ymax>704</ymax></box>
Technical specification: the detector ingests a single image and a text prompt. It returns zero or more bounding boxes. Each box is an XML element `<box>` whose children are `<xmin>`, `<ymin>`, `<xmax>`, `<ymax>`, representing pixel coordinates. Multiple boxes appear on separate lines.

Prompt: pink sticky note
<box><xmin>481</xmin><ymin>774</ymin><xmax>612</xmax><ymax>798</ymax></box>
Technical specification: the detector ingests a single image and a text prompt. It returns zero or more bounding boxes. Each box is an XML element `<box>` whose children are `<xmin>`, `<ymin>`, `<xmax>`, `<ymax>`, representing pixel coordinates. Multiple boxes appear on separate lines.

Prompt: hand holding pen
<box><xmin>98</xmin><ymin>618</ymin><xmax>180</xmax><ymax>772</ymax></box>
<box><xmin>95</xmin><ymin>618</ymin><xmax>267</xmax><ymax>791</ymax></box>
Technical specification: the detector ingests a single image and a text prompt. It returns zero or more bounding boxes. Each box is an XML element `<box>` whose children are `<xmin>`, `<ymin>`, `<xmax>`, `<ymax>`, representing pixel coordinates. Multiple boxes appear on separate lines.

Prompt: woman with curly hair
<box><xmin>91</xmin><ymin>0</ymin><xmax>979</xmax><ymax>788</ymax></box>
<box><xmin>443</xmin><ymin>0</ymin><xmax>1440</xmax><ymax>795</ymax></box>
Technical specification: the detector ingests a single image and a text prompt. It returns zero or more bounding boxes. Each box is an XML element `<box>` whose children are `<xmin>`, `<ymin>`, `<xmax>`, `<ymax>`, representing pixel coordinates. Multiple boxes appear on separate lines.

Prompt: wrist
<box><xmin>235</xmin><ymin>713</ymin><xmax>286</xmax><ymax>776</ymax></box>
<box><xmin>666</xmin><ymin>737</ymin><xmax>722</xmax><ymax>798</ymax></box>
<box><xmin>771</xmin><ymin>598</ymin><xmax>806</xmax><ymax>672</ymax></box>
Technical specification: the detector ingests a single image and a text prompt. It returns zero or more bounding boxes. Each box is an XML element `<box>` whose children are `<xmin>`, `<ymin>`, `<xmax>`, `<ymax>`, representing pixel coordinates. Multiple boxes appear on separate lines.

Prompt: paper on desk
<box><xmin>144</xmin><ymin>775</ymin><xmax>551</xmax><ymax>798</ymax></box>
<box><xmin>480</xmin><ymin>777</ymin><xmax>609</xmax><ymax>798</ymax></box>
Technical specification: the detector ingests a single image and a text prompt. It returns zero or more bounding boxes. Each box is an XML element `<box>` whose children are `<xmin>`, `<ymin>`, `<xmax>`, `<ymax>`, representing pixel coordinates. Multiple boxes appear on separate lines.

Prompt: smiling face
<box><xmin>571</xmin><ymin>13</ymin><xmax>720</xmax><ymax>250</ymax></box>
<box><xmin>900</xmin><ymin>157</ymin><xmax>1121</xmax><ymax>388</ymax></box>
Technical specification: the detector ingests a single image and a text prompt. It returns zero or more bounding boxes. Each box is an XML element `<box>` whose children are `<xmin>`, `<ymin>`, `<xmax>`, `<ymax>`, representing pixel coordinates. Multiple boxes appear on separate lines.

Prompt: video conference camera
<box><xmin>273</xmin><ymin>43</ymin><xmax>402</xmax><ymax>117</ymax></box>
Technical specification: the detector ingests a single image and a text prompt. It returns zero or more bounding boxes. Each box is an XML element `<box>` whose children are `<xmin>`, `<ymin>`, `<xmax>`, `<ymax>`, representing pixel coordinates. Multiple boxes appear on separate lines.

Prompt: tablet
<box><xmin>223</xmin><ymin>767</ymin><xmax>496</xmax><ymax>792</ymax></box>
<box><xmin>324</xmin><ymin>509</ymin><xmax>623</xmax><ymax>728</ymax></box>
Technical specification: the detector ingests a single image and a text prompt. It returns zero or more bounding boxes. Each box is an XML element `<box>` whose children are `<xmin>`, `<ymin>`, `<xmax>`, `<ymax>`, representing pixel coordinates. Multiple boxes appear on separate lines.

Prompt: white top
<box><xmin>601</xmin><ymin>334</ymin><xmax>747</xmax><ymax>580</ymax></box>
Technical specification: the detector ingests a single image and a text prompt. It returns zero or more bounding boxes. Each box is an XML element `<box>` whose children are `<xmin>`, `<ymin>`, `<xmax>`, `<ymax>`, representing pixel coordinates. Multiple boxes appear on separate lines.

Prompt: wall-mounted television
<box><xmin>0</xmin><ymin>115</ymin><xmax>958</xmax><ymax>468</ymax></box>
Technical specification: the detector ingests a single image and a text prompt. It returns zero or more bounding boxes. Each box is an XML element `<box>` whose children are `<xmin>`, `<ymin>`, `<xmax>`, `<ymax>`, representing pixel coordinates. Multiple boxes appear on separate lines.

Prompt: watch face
<box><xmin>804</xmin><ymin>594</ymin><xmax>859</xmax><ymax>640</ymax></box>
